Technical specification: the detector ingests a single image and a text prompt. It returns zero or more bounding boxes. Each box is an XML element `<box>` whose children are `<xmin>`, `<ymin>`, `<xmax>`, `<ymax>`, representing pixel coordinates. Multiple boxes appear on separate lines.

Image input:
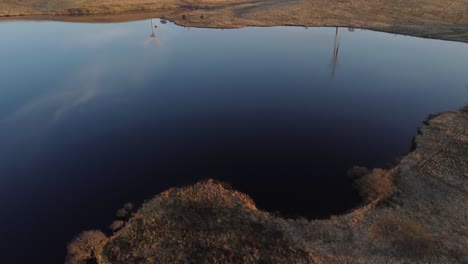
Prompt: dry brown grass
<box><xmin>370</xmin><ymin>212</ymin><xmax>440</xmax><ymax>258</ymax></box>
<box><xmin>66</xmin><ymin>230</ymin><xmax>108</xmax><ymax>264</ymax></box>
<box><xmin>1</xmin><ymin>0</ymin><xmax>468</xmax><ymax>43</ymax></box>
<box><xmin>354</xmin><ymin>168</ymin><xmax>396</xmax><ymax>202</ymax></box>
<box><xmin>100</xmin><ymin>180</ymin><xmax>314</xmax><ymax>263</ymax></box>
<box><xmin>64</xmin><ymin>107</ymin><xmax>467</xmax><ymax>264</ymax></box>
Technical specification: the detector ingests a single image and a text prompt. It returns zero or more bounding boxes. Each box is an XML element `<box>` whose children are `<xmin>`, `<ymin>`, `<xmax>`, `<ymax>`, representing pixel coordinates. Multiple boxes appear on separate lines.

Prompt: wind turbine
<box><xmin>144</xmin><ymin>19</ymin><xmax>161</xmax><ymax>46</ymax></box>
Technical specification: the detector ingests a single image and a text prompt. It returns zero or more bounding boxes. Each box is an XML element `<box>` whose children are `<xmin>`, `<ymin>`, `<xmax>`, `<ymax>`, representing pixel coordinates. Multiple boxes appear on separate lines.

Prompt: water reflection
<box><xmin>331</xmin><ymin>27</ymin><xmax>340</xmax><ymax>79</ymax></box>
<box><xmin>2</xmin><ymin>64</ymin><xmax>106</xmax><ymax>123</ymax></box>
<box><xmin>0</xmin><ymin>20</ymin><xmax>467</xmax><ymax>264</ymax></box>
<box><xmin>144</xmin><ymin>19</ymin><xmax>161</xmax><ymax>46</ymax></box>
<box><xmin>75</xmin><ymin>27</ymin><xmax>131</xmax><ymax>47</ymax></box>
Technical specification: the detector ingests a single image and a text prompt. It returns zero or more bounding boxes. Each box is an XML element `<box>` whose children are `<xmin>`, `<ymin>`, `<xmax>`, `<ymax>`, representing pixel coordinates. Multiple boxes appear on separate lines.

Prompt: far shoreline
<box><xmin>2</xmin><ymin>15</ymin><xmax>468</xmax><ymax>46</ymax></box>
<box><xmin>1</xmin><ymin>0</ymin><xmax>467</xmax><ymax>43</ymax></box>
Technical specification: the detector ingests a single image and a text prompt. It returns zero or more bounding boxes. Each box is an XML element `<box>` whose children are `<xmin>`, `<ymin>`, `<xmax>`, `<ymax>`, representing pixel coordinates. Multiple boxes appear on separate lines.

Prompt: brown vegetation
<box><xmin>101</xmin><ymin>180</ymin><xmax>314</xmax><ymax>263</ymax></box>
<box><xmin>352</xmin><ymin>168</ymin><xmax>396</xmax><ymax>202</ymax></box>
<box><xmin>66</xmin><ymin>230</ymin><xmax>108</xmax><ymax>264</ymax></box>
<box><xmin>1</xmin><ymin>0</ymin><xmax>468</xmax><ymax>43</ymax></box>
<box><xmin>66</xmin><ymin>106</ymin><xmax>468</xmax><ymax>263</ymax></box>
<box><xmin>370</xmin><ymin>212</ymin><xmax>440</xmax><ymax>258</ymax></box>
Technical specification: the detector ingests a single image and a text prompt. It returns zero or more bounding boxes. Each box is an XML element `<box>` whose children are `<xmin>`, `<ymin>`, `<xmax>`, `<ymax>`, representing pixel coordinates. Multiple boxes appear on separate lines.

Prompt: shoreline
<box><xmin>1</xmin><ymin>0</ymin><xmax>468</xmax><ymax>43</ymax></box>
<box><xmin>2</xmin><ymin>16</ymin><xmax>467</xmax><ymax>46</ymax></box>
<box><xmin>67</xmin><ymin>106</ymin><xmax>468</xmax><ymax>263</ymax></box>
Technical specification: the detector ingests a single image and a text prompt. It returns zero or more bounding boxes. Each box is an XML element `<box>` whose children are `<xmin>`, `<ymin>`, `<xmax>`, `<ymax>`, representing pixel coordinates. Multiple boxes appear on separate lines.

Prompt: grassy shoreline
<box><xmin>67</xmin><ymin>106</ymin><xmax>468</xmax><ymax>263</ymax></box>
<box><xmin>1</xmin><ymin>0</ymin><xmax>468</xmax><ymax>43</ymax></box>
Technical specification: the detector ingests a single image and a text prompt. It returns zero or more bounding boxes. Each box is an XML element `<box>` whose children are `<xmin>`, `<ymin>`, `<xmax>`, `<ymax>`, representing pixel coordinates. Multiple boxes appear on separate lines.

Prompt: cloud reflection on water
<box><xmin>3</xmin><ymin>64</ymin><xmax>107</xmax><ymax>124</ymax></box>
<box><xmin>70</xmin><ymin>27</ymin><xmax>132</xmax><ymax>47</ymax></box>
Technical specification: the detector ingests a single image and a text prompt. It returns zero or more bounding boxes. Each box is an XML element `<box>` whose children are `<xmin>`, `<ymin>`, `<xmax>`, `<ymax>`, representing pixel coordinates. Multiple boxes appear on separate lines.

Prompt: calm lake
<box><xmin>0</xmin><ymin>19</ymin><xmax>467</xmax><ymax>263</ymax></box>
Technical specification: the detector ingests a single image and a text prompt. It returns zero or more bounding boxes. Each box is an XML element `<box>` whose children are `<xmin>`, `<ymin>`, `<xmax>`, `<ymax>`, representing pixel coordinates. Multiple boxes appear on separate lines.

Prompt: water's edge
<box><xmin>67</xmin><ymin>106</ymin><xmax>468</xmax><ymax>263</ymax></box>
<box><xmin>1</xmin><ymin>0</ymin><xmax>468</xmax><ymax>43</ymax></box>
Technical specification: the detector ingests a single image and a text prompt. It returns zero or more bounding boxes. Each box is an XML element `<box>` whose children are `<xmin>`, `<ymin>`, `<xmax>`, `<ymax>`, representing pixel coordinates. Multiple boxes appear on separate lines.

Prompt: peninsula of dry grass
<box><xmin>67</xmin><ymin>106</ymin><xmax>468</xmax><ymax>263</ymax></box>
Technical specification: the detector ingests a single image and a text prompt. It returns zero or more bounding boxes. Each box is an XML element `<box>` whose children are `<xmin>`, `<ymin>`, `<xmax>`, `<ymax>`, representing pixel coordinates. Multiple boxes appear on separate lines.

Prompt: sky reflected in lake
<box><xmin>0</xmin><ymin>19</ymin><xmax>467</xmax><ymax>263</ymax></box>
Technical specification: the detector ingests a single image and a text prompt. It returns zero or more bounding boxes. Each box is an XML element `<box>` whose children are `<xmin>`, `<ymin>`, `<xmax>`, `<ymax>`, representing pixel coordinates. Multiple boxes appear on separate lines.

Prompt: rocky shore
<box><xmin>66</xmin><ymin>106</ymin><xmax>467</xmax><ymax>264</ymax></box>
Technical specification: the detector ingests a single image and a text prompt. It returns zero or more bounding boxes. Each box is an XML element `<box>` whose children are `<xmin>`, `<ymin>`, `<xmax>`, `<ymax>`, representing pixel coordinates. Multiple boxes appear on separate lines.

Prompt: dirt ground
<box><xmin>1</xmin><ymin>0</ymin><xmax>468</xmax><ymax>43</ymax></box>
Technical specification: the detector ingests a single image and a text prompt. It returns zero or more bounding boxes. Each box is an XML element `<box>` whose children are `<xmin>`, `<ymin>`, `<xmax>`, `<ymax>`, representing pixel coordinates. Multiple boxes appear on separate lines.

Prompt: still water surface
<box><xmin>0</xmin><ymin>19</ymin><xmax>467</xmax><ymax>263</ymax></box>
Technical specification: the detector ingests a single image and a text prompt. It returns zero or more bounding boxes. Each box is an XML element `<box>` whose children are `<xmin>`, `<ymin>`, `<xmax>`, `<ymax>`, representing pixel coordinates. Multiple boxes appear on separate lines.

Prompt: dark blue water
<box><xmin>0</xmin><ymin>19</ymin><xmax>467</xmax><ymax>263</ymax></box>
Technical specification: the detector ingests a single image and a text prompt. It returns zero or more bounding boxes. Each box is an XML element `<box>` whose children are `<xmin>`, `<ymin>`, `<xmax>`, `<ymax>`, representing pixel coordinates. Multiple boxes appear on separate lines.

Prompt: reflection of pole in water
<box><xmin>150</xmin><ymin>19</ymin><xmax>156</xmax><ymax>38</ymax></box>
<box><xmin>331</xmin><ymin>27</ymin><xmax>340</xmax><ymax>79</ymax></box>
<box><xmin>145</xmin><ymin>19</ymin><xmax>161</xmax><ymax>46</ymax></box>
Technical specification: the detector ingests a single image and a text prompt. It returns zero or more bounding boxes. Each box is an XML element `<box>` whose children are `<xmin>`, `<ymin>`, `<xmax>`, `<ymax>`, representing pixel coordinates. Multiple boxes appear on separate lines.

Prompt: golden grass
<box><xmin>66</xmin><ymin>230</ymin><xmax>108</xmax><ymax>264</ymax></box>
<box><xmin>370</xmin><ymin>212</ymin><xmax>440</xmax><ymax>258</ymax></box>
<box><xmin>354</xmin><ymin>168</ymin><xmax>396</xmax><ymax>202</ymax></box>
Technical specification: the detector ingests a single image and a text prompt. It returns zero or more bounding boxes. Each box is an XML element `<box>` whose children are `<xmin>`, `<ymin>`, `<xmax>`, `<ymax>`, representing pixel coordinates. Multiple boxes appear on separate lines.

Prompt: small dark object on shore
<box><xmin>116</xmin><ymin>202</ymin><xmax>134</xmax><ymax>218</ymax></box>
<box><xmin>109</xmin><ymin>220</ymin><xmax>125</xmax><ymax>232</ymax></box>
<box><xmin>161</xmin><ymin>19</ymin><xmax>167</xmax><ymax>24</ymax></box>
<box><xmin>347</xmin><ymin>166</ymin><xmax>369</xmax><ymax>180</ymax></box>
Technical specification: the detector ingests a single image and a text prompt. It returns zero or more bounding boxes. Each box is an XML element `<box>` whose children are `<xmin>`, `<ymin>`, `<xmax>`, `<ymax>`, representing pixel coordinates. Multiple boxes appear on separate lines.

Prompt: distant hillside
<box><xmin>1</xmin><ymin>0</ymin><xmax>468</xmax><ymax>43</ymax></box>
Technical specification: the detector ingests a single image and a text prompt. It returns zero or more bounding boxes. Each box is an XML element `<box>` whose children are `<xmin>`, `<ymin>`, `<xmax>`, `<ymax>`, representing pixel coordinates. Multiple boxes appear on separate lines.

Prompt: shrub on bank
<box><xmin>350</xmin><ymin>167</ymin><xmax>395</xmax><ymax>201</ymax></box>
<box><xmin>66</xmin><ymin>230</ymin><xmax>108</xmax><ymax>264</ymax></box>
